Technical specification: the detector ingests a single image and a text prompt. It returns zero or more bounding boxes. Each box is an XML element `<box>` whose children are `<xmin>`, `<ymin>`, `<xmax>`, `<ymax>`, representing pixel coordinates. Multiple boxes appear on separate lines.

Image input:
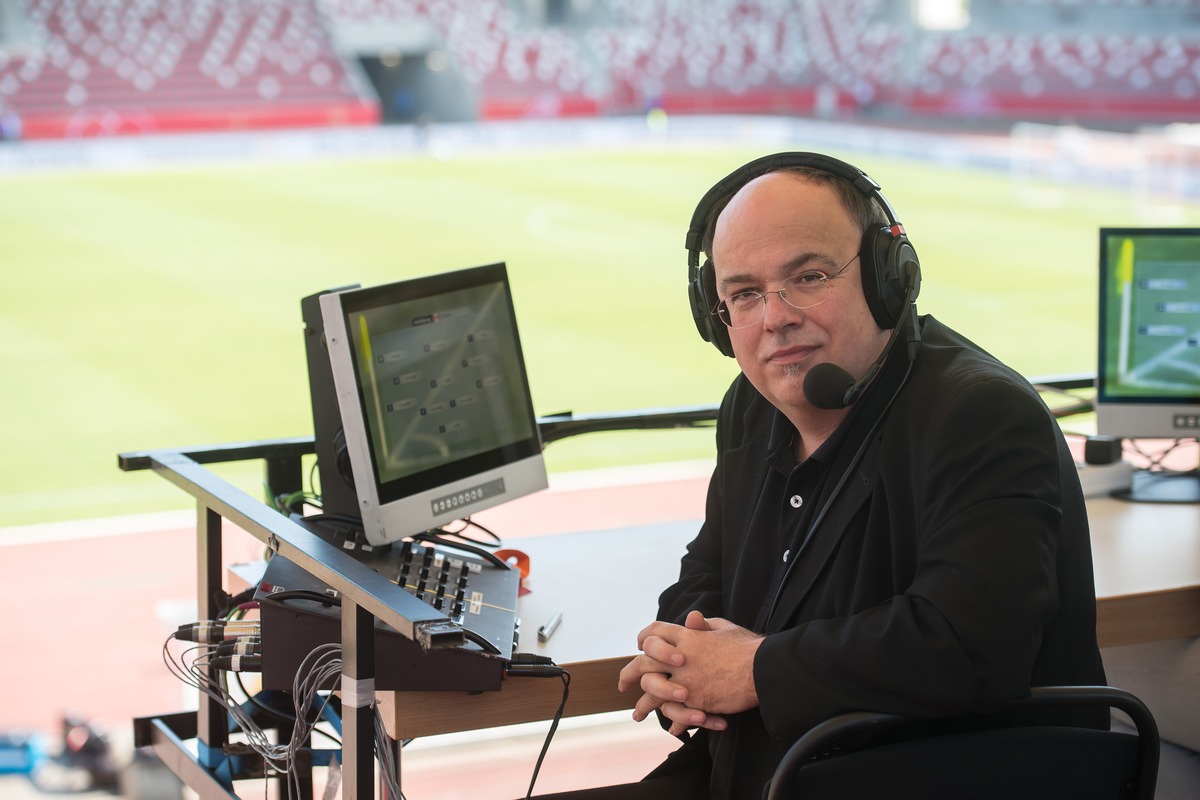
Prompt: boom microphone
<box><xmin>804</xmin><ymin>361</ymin><xmax>871</xmax><ymax>410</ymax></box>
<box><xmin>803</xmin><ymin>265</ymin><xmax>921</xmax><ymax>410</ymax></box>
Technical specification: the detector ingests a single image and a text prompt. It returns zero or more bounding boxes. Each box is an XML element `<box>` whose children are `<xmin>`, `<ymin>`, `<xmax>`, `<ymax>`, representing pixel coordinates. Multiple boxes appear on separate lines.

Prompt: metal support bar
<box><xmin>196</xmin><ymin>505</ymin><xmax>227</xmax><ymax>764</ymax></box>
<box><xmin>133</xmin><ymin>714</ymin><xmax>240</xmax><ymax>800</ymax></box>
<box><xmin>118</xmin><ymin>436</ymin><xmax>315</xmax><ymax>472</ymax></box>
<box><xmin>342</xmin><ymin>600</ymin><xmax>377</xmax><ymax>800</ymax></box>
<box><xmin>147</xmin><ymin>450</ymin><xmax>461</xmax><ymax>648</ymax></box>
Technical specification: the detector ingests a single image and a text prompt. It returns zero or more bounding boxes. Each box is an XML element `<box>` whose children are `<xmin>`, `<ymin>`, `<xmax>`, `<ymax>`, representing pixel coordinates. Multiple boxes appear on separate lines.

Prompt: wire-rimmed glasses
<box><xmin>713</xmin><ymin>254</ymin><xmax>859</xmax><ymax>329</ymax></box>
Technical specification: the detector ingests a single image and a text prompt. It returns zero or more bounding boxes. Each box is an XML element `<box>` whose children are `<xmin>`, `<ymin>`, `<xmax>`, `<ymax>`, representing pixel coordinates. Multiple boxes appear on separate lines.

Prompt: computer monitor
<box><xmin>1096</xmin><ymin>227</ymin><xmax>1200</xmax><ymax>502</ymax></box>
<box><xmin>318</xmin><ymin>262</ymin><xmax>548</xmax><ymax>545</ymax></box>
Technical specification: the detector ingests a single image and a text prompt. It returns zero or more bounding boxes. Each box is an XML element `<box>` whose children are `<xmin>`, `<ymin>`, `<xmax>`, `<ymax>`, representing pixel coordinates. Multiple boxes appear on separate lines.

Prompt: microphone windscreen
<box><xmin>803</xmin><ymin>362</ymin><xmax>855</xmax><ymax>410</ymax></box>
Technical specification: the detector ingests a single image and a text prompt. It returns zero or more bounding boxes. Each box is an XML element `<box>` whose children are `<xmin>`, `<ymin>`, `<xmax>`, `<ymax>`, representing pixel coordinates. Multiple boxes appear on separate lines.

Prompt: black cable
<box><xmin>524</xmin><ymin>669</ymin><xmax>571</xmax><ymax>800</ymax></box>
<box><xmin>298</xmin><ymin>512</ymin><xmax>366</xmax><ymax>532</ymax></box>
<box><xmin>232</xmin><ymin>673</ymin><xmax>343</xmax><ymax>747</ymax></box>
<box><xmin>266</xmin><ymin>589</ymin><xmax>342</xmax><ymax>608</ymax></box>
<box><xmin>461</xmin><ymin>627</ymin><xmax>503</xmax><ymax>656</ymax></box>
<box><xmin>411</xmin><ymin>532</ymin><xmax>510</xmax><ymax>569</ymax></box>
<box><xmin>437</xmin><ymin>517</ymin><xmax>503</xmax><ymax>548</ymax></box>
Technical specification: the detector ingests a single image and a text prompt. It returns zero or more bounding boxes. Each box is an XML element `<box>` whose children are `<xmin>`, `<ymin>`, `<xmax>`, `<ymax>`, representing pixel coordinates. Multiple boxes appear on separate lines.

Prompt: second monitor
<box><xmin>318</xmin><ymin>262</ymin><xmax>548</xmax><ymax>546</ymax></box>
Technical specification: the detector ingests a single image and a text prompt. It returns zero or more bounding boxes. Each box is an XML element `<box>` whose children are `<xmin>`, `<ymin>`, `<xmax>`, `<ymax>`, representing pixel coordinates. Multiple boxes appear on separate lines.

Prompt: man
<box><xmin>585</xmin><ymin>153</ymin><xmax>1104</xmax><ymax>800</ymax></box>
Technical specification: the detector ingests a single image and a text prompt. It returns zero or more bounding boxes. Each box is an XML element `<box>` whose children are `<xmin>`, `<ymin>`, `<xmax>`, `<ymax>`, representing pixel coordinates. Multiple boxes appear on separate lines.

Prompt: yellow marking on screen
<box><xmin>1117</xmin><ymin>238</ymin><xmax>1134</xmax><ymax>287</ymax></box>
<box><xmin>358</xmin><ymin>313</ymin><xmax>390</xmax><ymax>453</ymax></box>
<box><xmin>358</xmin><ymin>314</ymin><xmax>373</xmax><ymax>364</ymax></box>
<box><xmin>1117</xmin><ymin>238</ymin><xmax>1134</xmax><ymax>380</ymax></box>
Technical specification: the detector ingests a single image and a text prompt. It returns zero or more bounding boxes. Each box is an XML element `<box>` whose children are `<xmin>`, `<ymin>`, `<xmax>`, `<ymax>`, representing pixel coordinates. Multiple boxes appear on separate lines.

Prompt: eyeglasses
<box><xmin>713</xmin><ymin>254</ymin><xmax>859</xmax><ymax>329</ymax></box>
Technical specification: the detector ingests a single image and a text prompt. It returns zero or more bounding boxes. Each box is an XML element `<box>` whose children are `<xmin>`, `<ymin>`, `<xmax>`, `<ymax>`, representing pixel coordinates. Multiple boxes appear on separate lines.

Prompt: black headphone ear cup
<box><xmin>859</xmin><ymin>226</ymin><xmax>894</xmax><ymax>328</ymax></box>
<box><xmin>690</xmin><ymin>259</ymin><xmax>734</xmax><ymax>358</ymax></box>
<box><xmin>333</xmin><ymin>427</ymin><xmax>355</xmax><ymax>490</ymax></box>
<box><xmin>860</xmin><ymin>226</ymin><xmax>921</xmax><ymax>329</ymax></box>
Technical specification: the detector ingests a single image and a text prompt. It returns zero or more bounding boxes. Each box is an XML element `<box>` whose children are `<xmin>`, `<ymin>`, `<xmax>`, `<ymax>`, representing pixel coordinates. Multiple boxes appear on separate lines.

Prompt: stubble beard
<box><xmin>780</xmin><ymin>362</ymin><xmax>806</xmax><ymax>380</ymax></box>
<box><xmin>776</xmin><ymin>362</ymin><xmax>811</xmax><ymax>409</ymax></box>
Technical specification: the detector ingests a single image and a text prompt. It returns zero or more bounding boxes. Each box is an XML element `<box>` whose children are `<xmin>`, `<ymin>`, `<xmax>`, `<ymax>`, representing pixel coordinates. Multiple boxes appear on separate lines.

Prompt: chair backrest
<box><xmin>766</xmin><ymin>685</ymin><xmax>1159</xmax><ymax>800</ymax></box>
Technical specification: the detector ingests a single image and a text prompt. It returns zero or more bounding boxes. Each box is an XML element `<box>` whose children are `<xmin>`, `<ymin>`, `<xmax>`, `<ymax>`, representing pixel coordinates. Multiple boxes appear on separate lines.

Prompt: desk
<box><xmin>380</xmin><ymin>497</ymin><xmax>1200</xmax><ymax>741</ymax></box>
<box><xmin>1089</xmin><ymin>497</ymin><xmax>1200</xmax><ymax>647</ymax></box>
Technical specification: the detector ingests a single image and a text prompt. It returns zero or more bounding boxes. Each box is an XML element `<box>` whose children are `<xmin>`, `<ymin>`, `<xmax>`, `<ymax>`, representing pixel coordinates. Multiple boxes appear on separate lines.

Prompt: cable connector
<box><xmin>175</xmin><ymin>620</ymin><xmax>260</xmax><ymax>643</ymax></box>
<box><xmin>510</xmin><ymin>652</ymin><xmax>555</xmax><ymax>666</ymax></box>
<box><xmin>505</xmin><ymin>663</ymin><xmax>564</xmax><ymax>679</ymax></box>
<box><xmin>210</xmin><ymin>654</ymin><xmax>263</xmax><ymax>672</ymax></box>
<box><xmin>216</xmin><ymin>638</ymin><xmax>262</xmax><ymax>657</ymax></box>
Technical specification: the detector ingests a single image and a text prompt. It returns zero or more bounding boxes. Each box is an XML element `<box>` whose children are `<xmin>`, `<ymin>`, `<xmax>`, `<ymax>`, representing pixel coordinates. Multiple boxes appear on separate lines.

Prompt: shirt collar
<box><xmin>765</xmin><ymin>405</ymin><xmax>849</xmax><ymax>475</ymax></box>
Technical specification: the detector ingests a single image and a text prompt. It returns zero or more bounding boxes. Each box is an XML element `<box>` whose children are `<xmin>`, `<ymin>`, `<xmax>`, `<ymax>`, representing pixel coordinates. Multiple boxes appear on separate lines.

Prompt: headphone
<box><xmin>685</xmin><ymin>152</ymin><xmax>921</xmax><ymax>358</ymax></box>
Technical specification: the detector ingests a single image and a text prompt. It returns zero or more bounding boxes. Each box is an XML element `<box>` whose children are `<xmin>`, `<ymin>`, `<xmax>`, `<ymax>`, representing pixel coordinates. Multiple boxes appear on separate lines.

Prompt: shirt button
<box><xmin>790</xmin><ymin>495</ymin><xmax>803</xmax><ymax>508</ymax></box>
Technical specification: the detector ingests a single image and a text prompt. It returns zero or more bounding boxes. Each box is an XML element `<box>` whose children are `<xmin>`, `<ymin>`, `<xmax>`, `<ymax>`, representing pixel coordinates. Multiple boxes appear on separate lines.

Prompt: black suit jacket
<box><xmin>655</xmin><ymin>315</ymin><xmax>1106</xmax><ymax>799</ymax></box>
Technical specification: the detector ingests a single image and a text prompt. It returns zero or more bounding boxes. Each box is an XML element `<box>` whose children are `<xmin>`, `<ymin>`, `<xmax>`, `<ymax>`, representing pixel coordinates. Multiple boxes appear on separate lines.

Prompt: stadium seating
<box><xmin>909</xmin><ymin>31</ymin><xmax>1200</xmax><ymax>118</ymax></box>
<box><xmin>585</xmin><ymin>0</ymin><xmax>819</xmax><ymax>114</ymax></box>
<box><xmin>1</xmin><ymin>0</ymin><xmax>378</xmax><ymax>138</ymax></box>
<box><xmin>1</xmin><ymin>0</ymin><xmax>1198</xmax><ymax>139</ymax></box>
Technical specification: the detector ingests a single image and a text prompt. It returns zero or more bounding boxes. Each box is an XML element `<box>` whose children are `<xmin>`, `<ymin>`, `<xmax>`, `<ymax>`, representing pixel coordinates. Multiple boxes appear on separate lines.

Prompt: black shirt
<box><xmin>727</xmin><ymin>409</ymin><xmax>849</xmax><ymax>632</ymax></box>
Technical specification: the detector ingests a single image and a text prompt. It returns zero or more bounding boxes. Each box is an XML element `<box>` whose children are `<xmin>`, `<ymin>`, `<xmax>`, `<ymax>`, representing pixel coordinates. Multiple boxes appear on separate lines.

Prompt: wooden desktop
<box><xmin>1089</xmin><ymin>495</ymin><xmax>1200</xmax><ymax>647</ymax></box>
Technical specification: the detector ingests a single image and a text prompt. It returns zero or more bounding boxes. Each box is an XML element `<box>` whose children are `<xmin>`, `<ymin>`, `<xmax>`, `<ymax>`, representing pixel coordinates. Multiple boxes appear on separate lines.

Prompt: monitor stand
<box><xmin>1111</xmin><ymin>468</ymin><xmax>1200</xmax><ymax>504</ymax></box>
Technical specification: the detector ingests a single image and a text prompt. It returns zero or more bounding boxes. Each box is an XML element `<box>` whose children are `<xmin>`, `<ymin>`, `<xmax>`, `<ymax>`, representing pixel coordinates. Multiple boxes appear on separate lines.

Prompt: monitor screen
<box><xmin>1096</xmin><ymin>227</ymin><xmax>1200</xmax><ymax>441</ymax></box>
<box><xmin>319</xmin><ymin>263</ymin><xmax>547</xmax><ymax>546</ymax></box>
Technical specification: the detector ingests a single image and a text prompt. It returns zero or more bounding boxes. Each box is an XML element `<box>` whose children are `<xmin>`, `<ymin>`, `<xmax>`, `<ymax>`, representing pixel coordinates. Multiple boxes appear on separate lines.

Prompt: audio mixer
<box><xmin>253</xmin><ymin>528</ymin><xmax>521</xmax><ymax>692</ymax></box>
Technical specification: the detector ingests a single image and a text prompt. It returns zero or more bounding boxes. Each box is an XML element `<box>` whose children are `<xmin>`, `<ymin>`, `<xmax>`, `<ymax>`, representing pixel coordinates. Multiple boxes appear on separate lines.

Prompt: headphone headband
<box><xmin>685</xmin><ymin>152</ymin><xmax>920</xmax><ymax>357</ymax></box>
<box><xmin>685</xmin><ymin>152</ymin><xmax>902</xmax><ymax>266</ymax></box>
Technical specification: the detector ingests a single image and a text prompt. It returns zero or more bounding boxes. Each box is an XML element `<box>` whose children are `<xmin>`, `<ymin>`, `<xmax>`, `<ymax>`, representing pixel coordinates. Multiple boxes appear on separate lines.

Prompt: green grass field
<box><xmin>2</xmin><ymin>134</ymin><xmax>1196</xmax><ymax>528</ymax></box>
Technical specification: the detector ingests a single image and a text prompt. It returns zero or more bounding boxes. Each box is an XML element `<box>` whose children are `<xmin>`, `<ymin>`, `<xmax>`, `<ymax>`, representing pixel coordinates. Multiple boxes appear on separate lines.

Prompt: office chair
<box><xmin>765</xmin><ymin>685</ymin><xmax>1159</xmax><ymax>800</ymax></box>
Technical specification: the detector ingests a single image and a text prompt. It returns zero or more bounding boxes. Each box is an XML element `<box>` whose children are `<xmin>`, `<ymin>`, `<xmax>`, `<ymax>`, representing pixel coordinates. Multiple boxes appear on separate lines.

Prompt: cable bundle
<box><xmin>162</xmin><ymin>630</ymin><xmax>403</xmax><ymax>798</ymax></box>
<box><xmin>284</xmin><ymin>643</ymin><xmax>348</xmax><ymax>799</ymax></box>
<box><xmin>161</xmin><ymin>624</ymin><xmax>286</xmax><ymax>774</ymax></box>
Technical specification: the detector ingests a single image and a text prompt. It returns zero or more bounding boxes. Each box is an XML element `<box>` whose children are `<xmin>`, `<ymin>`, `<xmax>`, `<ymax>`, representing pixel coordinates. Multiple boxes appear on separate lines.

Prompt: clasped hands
<box><xmin>617</xmin><ymin>609</ymin><xmax>764</xmax><ymax>736</ymax></box>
